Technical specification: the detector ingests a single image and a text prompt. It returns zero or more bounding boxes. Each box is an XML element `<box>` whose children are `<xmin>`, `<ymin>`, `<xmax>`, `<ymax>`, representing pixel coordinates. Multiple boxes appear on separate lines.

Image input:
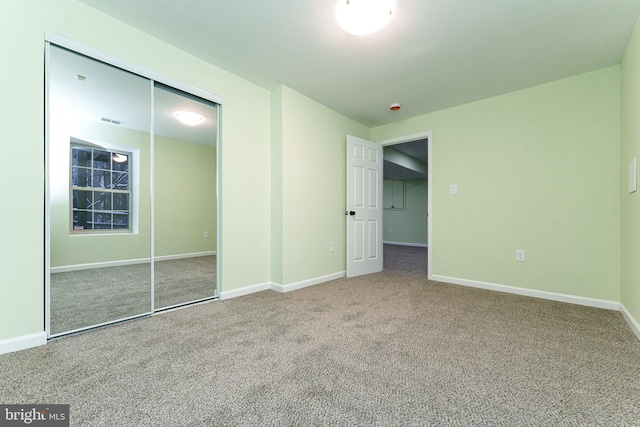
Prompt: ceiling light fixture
<box><xmin>173</xmin><ymin>111</ymin><xmax>205</xmax><ymax>126</ymax></box>
<box><xmin>335</xmin><ymin>0</ymin><xmax>393</xmax><ymax>36</ymax></box>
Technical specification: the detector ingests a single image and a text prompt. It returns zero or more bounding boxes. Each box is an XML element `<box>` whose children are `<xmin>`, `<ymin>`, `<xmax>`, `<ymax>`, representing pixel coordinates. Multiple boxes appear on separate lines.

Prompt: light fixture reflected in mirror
<box><xmin>173</xmin><ymin>111</ymin><xmax>205</xmax><ymax>126</ymax></box>
<box><xmin>112</xmin><ymin>153</ymin><xmax>128</xmax><ymax>163</ymax></box>
<box><xmin>335</xmin><ymin>0</ymin><xmax>393</xmax><ymax>36</ymax></box>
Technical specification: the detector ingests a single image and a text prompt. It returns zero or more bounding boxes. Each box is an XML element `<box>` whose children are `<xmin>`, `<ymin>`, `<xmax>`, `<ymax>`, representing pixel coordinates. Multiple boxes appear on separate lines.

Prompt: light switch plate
<box><xmin>449</xmin><ymin>184</ymin><xmax>458</xmax><ymax>195</ymax></box>
<box><xmin>629</xmin><ymin>157</ymin><xmax>637</xmax><ymax>194</ymax></box>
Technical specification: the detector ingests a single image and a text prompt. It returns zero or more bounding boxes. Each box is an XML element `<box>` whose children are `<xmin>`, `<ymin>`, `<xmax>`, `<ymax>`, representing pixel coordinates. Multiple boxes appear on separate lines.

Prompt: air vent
<box><xmin>100</xmin><ymin>117</ymin><xmax>125</xmax><ymax>126</ymax></box>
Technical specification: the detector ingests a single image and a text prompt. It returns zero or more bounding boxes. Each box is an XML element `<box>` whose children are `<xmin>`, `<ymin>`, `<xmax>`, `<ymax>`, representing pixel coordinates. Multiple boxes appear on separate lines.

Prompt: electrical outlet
<box><xmin>516</xmin><ymin>250</ymin><xmax>525</xmax><ymax>262</ymax></box>
<box><xmin>388</xmin><ymin>227</ymin><xmax>392</xmax><ymax>233</ymax></box>
<box><xmin>330</xmin><ymin>242</ymin><xmax>335</xmax><ymax>252</ymax></box>
<box><xmin>203</xmin><ymin>231</ymin><xmax>209</xmax><ymax>238</ymax></box>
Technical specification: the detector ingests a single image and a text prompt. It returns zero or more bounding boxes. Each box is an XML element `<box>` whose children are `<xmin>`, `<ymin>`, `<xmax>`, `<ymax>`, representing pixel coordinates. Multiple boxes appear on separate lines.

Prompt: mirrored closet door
<box><xmin>48</xmin><ymin>45</ymin><xmax>153</xmax><ymax>336</ymax></box>
<box><xmin>47</xmin><ymin>41</ymin><xmax>219</xmax><ymax>338</ymax></box>
<box><xmin>153</xmin><ymin>84</ymin><xmax>218</xmax><ymax>310</ymax></box>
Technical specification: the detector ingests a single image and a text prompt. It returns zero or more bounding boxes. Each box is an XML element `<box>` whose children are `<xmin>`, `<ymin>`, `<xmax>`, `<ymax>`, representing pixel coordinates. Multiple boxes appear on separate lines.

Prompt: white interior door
<box><xmin>346</xmin><ymin>135</ymin><xmax>383</xmax><ymax>277</ymax></box>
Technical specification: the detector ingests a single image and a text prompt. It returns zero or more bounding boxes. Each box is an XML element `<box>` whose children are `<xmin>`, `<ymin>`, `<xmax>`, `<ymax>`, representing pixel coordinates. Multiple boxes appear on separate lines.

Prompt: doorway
<box><xmin>381</xmin><ymin>132</ymin><xmax>432</xmax><ymax>279</ymax></box>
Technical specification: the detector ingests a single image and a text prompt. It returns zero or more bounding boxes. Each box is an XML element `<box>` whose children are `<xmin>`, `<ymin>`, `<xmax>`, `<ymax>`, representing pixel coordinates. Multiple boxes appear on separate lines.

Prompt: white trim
<box><xmin>620</xmin><ymin>303</ymin><xmax>640</xmax><ymax>341</ymax></box>
<box><xmin>51</xmin><ymin>258</ymin><xmax>151</xmax><ymax>274</ymax></box>
<box><xmin>427</xmin><ymin>131</ymin><xmax>433</xmax><ymax>279</ymax></box>
<box><xmin>219</xmin><ymin>272</ymin><xmax>346</xmax><ymax>300</ymax></box>
<box><xmin>431</xmin><ymin>274</ymin><xmax>620</xmax><ymax>311</ymax></box>
<box><xmin>0</xmin><ymin>332</ymin><xmax>47</xmax><ymax>355</ymax></box>
<box><xmin>154</xmin><ymin>297</ymin><xmax>216</xmax><ymax>313</ymax></box>
<box><xmin>150</xmin><ymin>79</ymin><xmax>156</xmax><ymax>312</ymax></box>
<box><xmin>427</xmin><ymin>134</ymin><xmax>433</xmax><ymax>281</ymax></box>
<box><xmin>219</xmin><ymin>282</ymin><xmax>272</xmax><ymax>300</ymax></box>
<box><xmin>49</xmin><ymin>312</ymin><xmax>151</xmax><ymax>339</ymax></box>
<box><xmin>67</xmin><ymin>138</ymin><xmax>141</xmax><ymax>235</ymax></box>
<box><xmin>383</xmin><ymin>241</ymin><xmax>428</xmax><ymax>248</ymax></box>
<box><xmin>154</xmin><ymin>251</ymin><xmax>216</xmax><ymax>262</ymax></box>
<box><xmin>44</xmin><ymin>41</ymin><xmax>52</xmax><ymax>337</ymax></box>
<box><xmin>50</xmin><ymin>252</ymin><xmax>216</xmax><ymax>273</ymax></box>
<box><xmin>272</xmin><ymin>272</ymin><xmax>346</xmax><ymax>293</ymax></box>
<box><xmin>380</xmin><ymin>131</ymin><xmax>432</xmax><ymax>147</ymax></box>
<box><xmin>215</xmin><ymin>104</ymin><xmax>222</xmax><ymax>299</ymax></box>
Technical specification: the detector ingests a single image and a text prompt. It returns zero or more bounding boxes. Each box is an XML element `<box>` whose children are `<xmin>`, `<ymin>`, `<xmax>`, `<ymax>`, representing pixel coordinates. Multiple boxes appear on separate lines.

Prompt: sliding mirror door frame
<box><xmin>45</xmin><ymin>32</ymin><xmax>222</xmax><ymax>338</ymax></box>
<box><xmin>152</xmin><ymin>83</ymin><xmax>219</xmax><ymax>310</ymax></box>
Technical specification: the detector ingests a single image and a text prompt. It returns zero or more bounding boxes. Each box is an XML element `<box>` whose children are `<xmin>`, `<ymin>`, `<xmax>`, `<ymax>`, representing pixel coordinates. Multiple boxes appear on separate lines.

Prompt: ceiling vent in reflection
<box><xmin>100</xmin><ymin>117</ymin><xmax>125</xmax><ymax>126</ymax></box>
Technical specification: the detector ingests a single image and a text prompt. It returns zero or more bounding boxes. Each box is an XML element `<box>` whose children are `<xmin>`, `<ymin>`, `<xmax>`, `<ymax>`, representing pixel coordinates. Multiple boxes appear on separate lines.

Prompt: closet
<box><xmin>46</xmin><ymin>38</ymin><xmax>220</xmax><ymax>337</ymax></box>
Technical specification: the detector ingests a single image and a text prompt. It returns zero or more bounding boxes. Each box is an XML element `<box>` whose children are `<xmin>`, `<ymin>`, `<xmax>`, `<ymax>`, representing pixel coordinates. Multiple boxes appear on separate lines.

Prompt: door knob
<box><xmin>345</xmin><ymin>211</ymin><xmax>356</xmax><ymax>216</ymax></box>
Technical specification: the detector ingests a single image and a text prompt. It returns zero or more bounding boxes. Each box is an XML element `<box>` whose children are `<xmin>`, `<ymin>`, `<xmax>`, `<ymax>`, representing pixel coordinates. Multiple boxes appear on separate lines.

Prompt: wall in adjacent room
<box><xmin>383</xmin><ymin>178</ymin><xmax>428</xmax><ymax>245</ymax></box>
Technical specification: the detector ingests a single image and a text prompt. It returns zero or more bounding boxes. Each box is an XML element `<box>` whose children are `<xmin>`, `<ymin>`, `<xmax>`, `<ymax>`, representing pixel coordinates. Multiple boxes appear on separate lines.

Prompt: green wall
<box><xmin>372</xmin><ymin>67</ymin><xmax>621</xmax><ymax>301</ymax></box>
<box><xmin>621</xmin><ymin>16</ymin><xmax>640</xmax><ymax>329</ymax></box>
<box><xmin>2</xmin><ymin>0</ymin><xmax>638</xmax><ymax>347</ymax></box>
<box><xmin>272</xmin><ymin>86</ymin><xmax>369</xmax><ymax>285</ymax></box>
<box><xmin>1</xmin><ymin>0</ymin><xmax>271</xmax><ymax>341</ymax></box>
<box><xmin>154</xmin><ymin>136</ymin><xmax>217</xmax><ymax>257</ymax></box>
<box><xmin>270</xmin><ymin>87</ymin><xmax>285</xmax><ymax>285</ymax></box>
<box><xmin>49</xmin><ymin>120</ymin><xmax>152</xmax><ymax>268</ymax></box>
<box><xmin>383</xmin><ymin>178</ymin><xmax>428</xmax><ymax>245</ymax></box>
<box><xmin>49</xmin><ymin>124</ymin><xmax>216</xmax><ymax>268</ymax></box>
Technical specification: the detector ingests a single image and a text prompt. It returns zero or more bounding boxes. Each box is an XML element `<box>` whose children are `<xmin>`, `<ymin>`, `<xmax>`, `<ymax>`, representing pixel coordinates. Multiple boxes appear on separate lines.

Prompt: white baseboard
<box><xmin>620</xmin><ymin>303</ymin><xmax>640</xmax><ymax>341</ymax></box>
<box><xmin>51</xmin><ymin>252</ymin><xmax>216</xmax><ymax>273</ymax></box>
<box><xmin>383</xmin><ymin>241</ymin><xmax>428</xmax><ymax>248</ymax></box>
<box><xmin>51</xmin><ymin>258</ymin><xmax>150</xmax><ymax>273</ymax></box>
<box><xmin>155</xmin><ymin>251</ymin><xmax>216</xmax><ymax>262</ymax></box>
<box><xmin>431</xmin><ymin>274</ymin><xmax>620</xmax><ymax>311</ymax></box>
<box><xmin>271</xmin><ymin>271</ymin><xmax>346</xmax><ymax>293</ymax></box>
<box><xmin>219</xmin><ymin>282</ymin><xmax>272</xmax><ymax>300</ymax></box>
<box><xmin>0</xmin><ymin>332</ymin><xmax>47</xmax><ymax>355</ymax></box>
<box><xmin>220</xmin><ymin>271</ymin><xmax>346</xmax><ymax>300</ymax></box>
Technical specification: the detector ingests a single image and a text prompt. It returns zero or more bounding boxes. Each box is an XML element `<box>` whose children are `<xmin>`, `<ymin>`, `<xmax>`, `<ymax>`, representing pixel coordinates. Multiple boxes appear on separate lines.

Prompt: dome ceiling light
<box><xmin>335</xmin><ymin>0</ymin><xmax>394</xmax><ymax>36</ymax></box>
<box><xmin>173</xmin><ymin>111</ymin><xmax>205</xmax><ymax>126</ymax></box>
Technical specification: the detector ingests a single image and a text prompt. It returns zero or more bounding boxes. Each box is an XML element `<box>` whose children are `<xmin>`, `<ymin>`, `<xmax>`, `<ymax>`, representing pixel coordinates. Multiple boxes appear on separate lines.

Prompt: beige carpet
<box><xmin>50</xmin><ymin>256</ymin><xmax>216</xmax><ymax>335</ymax></box>
<box><xmin>3</xmin><ymin>245</ymin><xmax>640</xmax><ymax>426</ymax></box>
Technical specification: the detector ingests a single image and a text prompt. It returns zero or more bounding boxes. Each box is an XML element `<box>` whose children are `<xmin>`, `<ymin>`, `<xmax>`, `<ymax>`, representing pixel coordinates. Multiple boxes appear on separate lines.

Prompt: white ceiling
<box><xmin>50</xmin><ymin>45</ymin><xmax>217</xmax><ymax>146</ymax></box>
<box><xmin>79</xmin><ymin>0</ymin><xmax>640</xmax><ymax>127</ymax></box>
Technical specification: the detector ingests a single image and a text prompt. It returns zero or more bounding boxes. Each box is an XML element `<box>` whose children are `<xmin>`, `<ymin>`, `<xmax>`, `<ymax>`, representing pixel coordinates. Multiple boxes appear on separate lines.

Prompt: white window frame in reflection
<box><xmin>69</xmin><ymin>138</ymin><xmax>139</xmax><ymax>235</ymax></box>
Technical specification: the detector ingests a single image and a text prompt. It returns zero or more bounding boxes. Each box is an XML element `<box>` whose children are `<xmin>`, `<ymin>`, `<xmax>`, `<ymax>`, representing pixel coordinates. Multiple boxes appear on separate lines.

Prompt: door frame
<box><xmin>379</xmin><ymin>131</ymin><xmax>433</xmax><ymax>280</ymax></box>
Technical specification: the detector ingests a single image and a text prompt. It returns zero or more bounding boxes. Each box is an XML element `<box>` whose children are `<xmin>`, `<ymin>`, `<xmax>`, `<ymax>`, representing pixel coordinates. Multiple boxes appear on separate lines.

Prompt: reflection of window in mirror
<box><xmin>70</xmin><ymin>140</ymin><xmax>134</xmax><ymax>233</ymax></box>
